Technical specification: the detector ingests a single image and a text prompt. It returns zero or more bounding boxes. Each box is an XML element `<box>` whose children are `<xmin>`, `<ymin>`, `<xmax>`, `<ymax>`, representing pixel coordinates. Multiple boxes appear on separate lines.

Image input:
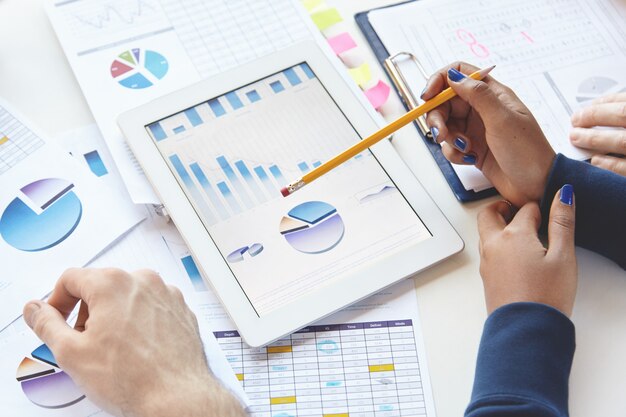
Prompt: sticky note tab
<box><xmin>302</xmin><ymin>0</ymin><xmax>324</xmax><ymax>12</ymax></box>
<box><xmin>364</xmin><ymin>80</ymin><xmax>391</xmax><ymax>109</ymax></box>
<box><xmin>311</xmin><ymin>8</ymin><xmax>342</xmax><ymax>31</ymax></box>
<box><xmin>348</xmin><ymin>63</ymin><xmax>372</xmax><ymax>88</ymax></box>
<box><xmin>327</xmin><ymin>32</ymin><xmax>357</xmax><ymax>55</ymax></box>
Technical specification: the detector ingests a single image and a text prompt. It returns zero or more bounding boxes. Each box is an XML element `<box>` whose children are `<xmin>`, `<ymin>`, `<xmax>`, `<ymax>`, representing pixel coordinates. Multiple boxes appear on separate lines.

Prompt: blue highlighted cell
<box><xmin>173</xmin><ymin>125</ymin><xmax>186</xmax><ymax>134</ymax></box>
<box><xmin>283</xmin><ymin>68</ymin><xmax>302</xmax><ymax>86</ymax></box>
<box><xmin>270</xmin><ymin>80</ymin><xmax>285</xmax><ymax>93</ymax></box>
<box><xmin>379</xmin><ymin>405</ymin><xmax>395</xmax><ymax>411</ymax></box>
<box><xmin>254</xmin><ymin>166</ymin><xmax>278</xmax><ymax>196</ymax></box>
<box><xmin>225</xmin><ymin>92</ymin><xmax>243</xmax><ymax>110</ymax></box>
<box><xmin>312</xmin><ymin>161</ymin><xmax>321</xmax><ymax>168</ymax></box>
<box><xmin>83</xmin><ymin>150</ymin><xmax>108</xmax><ymax>177</ymax></box>
<box><xmin>189</xmin><ymin>163</ymin><xmax>229</xmax><ymax>221</ymax></box>
<box><xmin>297</xmin><ymin>162</ymin><xmax>310</xmax><ymax>173</ymax></box>
<box><xmin>326</xmin><ymin>381</ymin><xmax>342</xmax><ymax>387</ymax></box>
<box><xmin>184</xmin><ymin>108</ymin><xmax>203</xmax><ymax>127</ymax></box>
<box><xmin>269</xmin><ymin>165</ymin><xmax>286</xmax><ymax>183</ymax></box>
<box><xmin>148</xmin><ymin>122</ymin><xmax>167</xmax><ymax>141</ymax></box>
<box><xmin>300</xmin><ymin>63</ymin><xmax>315</xmax><ymax>79</ymax></box>
<box><xmin>217</xmin><ymin>181</ymin><xmax>242</xmax><ymax>214</ymax></box>
<box><xmin>217</xmin><ymin>156</ymin><xmax>254</xmax><ymax>209</ymax></box>
<box><xmin>208</xmin><ymin>99</ymin><xmax>226</xmax><ymax>117</ymax></box>
<box><xmin>181</xmin><ymin>255</ymin><xmax>207</xmax><ymax>292</ymax></box>
<box><xmin>316</xmin><ymin>339</ymin><xmax>339</xmax><ymax>354</ymax></box>
<box><xmin>235</xmin><ymin>160</ymin><xmax>266</xmax><ymax>203</ymax></box>
<box><xmin>246</xmin><ymin>90</ymin><xmax>261</xmax><ymax>102</ymax></box>
<box><xmin>169</xmin><ymin>154</ymin><xmax>216</xmax><ymax>224</ymax></box>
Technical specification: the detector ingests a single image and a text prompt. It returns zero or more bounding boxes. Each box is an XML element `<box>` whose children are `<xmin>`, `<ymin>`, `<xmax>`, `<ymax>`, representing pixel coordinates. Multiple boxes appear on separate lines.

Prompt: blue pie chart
<box><xmin>0</xmin><ymin>178</ymin><xmax>82</xmax><ymax>252</ymax></box>
<box><xmin>279</xmin><ymin>201</ymin><xmax>344</xmax><ymax>254</ymax></box>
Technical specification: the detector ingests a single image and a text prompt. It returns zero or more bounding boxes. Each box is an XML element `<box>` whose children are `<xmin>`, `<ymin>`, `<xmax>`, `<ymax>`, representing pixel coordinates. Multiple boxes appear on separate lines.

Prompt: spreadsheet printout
<box><xmin>369</xmin><ymin>0</ymin><xmax>626</xmax><ymax>191</ymax></box>
<box><xmin>44</xmin><ymin>0</ymin><xmax>315</xmax><ymax>204</ymax></box>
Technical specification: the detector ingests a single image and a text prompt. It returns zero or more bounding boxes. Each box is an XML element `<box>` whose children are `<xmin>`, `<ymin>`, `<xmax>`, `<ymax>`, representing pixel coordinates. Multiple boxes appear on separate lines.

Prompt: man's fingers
<box><xmin>477</xmin><ymin>200</ymin><xmax>512</xmax><ymax>244</ymax></box>
<box><xmin>570</xmin><ymin>127</ymin><xmax>626</xmax><ymax>155</ymax></box>
<box><xmin>571</xmin><ymin>102</ymin><xmax>626</xmax><ymax>128</ymax></box>
<box><xmin>547</xmin><ymin>184</ymin><xmax>576</xmax><ymax>259</ymax></box>
<box><xmin>509</xmin><ymin>201</ymin><xmax>542</xmax><ymax>233</ymax></box>
<box><xmin>46</xmin><ymin>268</ymin><xmax>94</xmax><ymax>318</ymax></box>
<box><xmin>23</xmin><ymin>301</ymin><xmax>77</xmax><ymax>355</ymax></box>
<box><xmin>591</xmin><ymin>154</ymin><xmax>626</xmax><ymax>176</ymax></box>
<box><xmin>591</xmin><ymin>92</ymin><xmax>626</xmax><ymax>105</ymax></box>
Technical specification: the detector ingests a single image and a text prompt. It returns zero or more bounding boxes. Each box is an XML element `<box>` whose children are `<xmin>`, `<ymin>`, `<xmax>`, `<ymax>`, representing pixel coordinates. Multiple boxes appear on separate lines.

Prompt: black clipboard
<box><xmin>355</xmin><ymin>5</ymin><xmax>497</xmax><ymax>202</ymax></box>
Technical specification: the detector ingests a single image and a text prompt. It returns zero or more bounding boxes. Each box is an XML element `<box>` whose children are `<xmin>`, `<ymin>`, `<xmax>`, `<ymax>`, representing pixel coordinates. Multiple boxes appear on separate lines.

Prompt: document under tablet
<box><xmin>145</xmin><ymin>62</ymin><xmax>432</xmax><ymax>316</ymax></box>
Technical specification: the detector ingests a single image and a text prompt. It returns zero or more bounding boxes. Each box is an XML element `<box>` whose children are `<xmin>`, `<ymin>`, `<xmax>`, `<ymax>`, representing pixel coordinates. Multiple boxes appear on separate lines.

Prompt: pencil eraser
<box><xmin>280</xmin><ymin>187</ymin><xmax>290</xmax><ymax>197</ymax></box>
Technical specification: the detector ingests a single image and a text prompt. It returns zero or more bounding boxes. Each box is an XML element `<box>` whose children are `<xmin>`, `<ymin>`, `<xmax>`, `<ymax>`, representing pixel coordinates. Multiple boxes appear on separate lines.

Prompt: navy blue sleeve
<box><xmin>465</xmin><ymin>303</ymin><xmax>575</xmax><ymax>417</ymax></box>
<box><xmin>540</xmin><ymin>154</ymin><xmax>626</xmax><ymax>269</ymax></box>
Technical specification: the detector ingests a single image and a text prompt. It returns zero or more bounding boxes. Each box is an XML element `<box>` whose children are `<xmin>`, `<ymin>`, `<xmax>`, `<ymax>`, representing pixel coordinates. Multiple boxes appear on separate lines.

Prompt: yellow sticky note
<box><xmin>302</xmin><ymin>0</ymin><xmax>324</xmax><ymax>12</ymax></box>
<box><xmin>348</xmin><ymin>63</ymin><xmax>372</xmax><ymax>88</ymax></box>
<box><xmin>311</xmin><ymin>8</ymin><xmax>342</xmax><ymax>31</ymax></box>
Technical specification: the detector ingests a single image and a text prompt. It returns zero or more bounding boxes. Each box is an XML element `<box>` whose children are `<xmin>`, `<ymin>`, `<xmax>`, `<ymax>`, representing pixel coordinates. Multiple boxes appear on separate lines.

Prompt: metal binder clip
<box><xmin>384</xmin><ymin>52</ymin><xmax>432</xmax><ymax>141</ymax></box>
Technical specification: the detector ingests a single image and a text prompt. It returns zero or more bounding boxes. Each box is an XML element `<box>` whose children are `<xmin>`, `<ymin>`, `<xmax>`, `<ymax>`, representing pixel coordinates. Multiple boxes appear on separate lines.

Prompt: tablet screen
<box><xmin>146</xmin><ymin>63</ymin><xmax>432</xmax><ymax>316</ymax></box>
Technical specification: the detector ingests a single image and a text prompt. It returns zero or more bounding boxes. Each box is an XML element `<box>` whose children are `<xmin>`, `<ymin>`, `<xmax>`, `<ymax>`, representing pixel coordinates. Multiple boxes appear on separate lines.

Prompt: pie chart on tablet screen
<box><xmin>110</xmin><ymin>48</ymin><xmax>169</xmax><ymax>89</ymax></box>
<box><xmin>0</xmin><ymin>178</ymin><xmax>82</xmax><ymax>252</ymax></box>
<box><xmin>279</xmin><ymin>201</ymin><xmax>344</xmax><ymax>254</ymax></box>
<box><xmin>16</xmin><ymin>344</ymin><xmax>85</xmax><ymax>409</ymax></box>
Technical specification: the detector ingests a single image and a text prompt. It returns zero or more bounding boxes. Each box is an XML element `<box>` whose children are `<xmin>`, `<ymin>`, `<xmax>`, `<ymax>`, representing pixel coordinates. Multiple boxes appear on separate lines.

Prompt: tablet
<box><xmin>118</xmin><ymin>41</ymin><xmax>463</xmax><ymax>347</ymax></box>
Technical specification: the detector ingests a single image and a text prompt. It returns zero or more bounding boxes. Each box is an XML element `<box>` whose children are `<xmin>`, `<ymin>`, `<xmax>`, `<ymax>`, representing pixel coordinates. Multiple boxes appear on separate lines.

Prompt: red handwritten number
<box><xmin>456</xmin><ymin>29</ymin><xmax>490</xmax><ymax>58</ymax></box>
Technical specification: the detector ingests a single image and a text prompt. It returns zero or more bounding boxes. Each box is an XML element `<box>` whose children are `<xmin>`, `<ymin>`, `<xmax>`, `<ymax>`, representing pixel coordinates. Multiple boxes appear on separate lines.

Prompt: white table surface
<box><xmin>1</xmin><ymin>0</ymin><xmax>625</xmax><ymax>416</ymax></box>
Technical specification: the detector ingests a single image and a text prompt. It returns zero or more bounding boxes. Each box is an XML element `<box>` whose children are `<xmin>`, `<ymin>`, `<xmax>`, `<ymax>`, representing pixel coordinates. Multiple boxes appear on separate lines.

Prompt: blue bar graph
<box><xmin>284</xmin><ymin>68</ymin><xmax>302</xmax><ymax>86</ymax></box>
<box><xmin>270</xmin><ymin>81</ymin><xmax>285</xmax><ymax>93</ymax></box>
<box><xmin>269</xmin><ymin>165</ymin><xmax>286</xmax><ymax>183</ymax></box>
<box><xmin>217</xmin><ymin>181</ymin><xmax>241</xmax><ymax>214</ymax></box>
<box><xmin>312</xmin><ymin>160</ymin><xmax>322</xmax><ymax>168</ymax></box>
<box><xmin>169</xmin><ymin>154</ymin><xmax>217</xmax><ymax>224</ymax></box>
<box><xmin>235</xmin><ymin>160</ymin><xmax>266</xmax><ymax>203</ymax></box>
<box><xmin>189</xmin><ymin>163</ymin><xmax>230</xmax><ymax>221</ymax></box>
<box><xmin>254</xmin><ymin>166</ymin><xmax>278</xmax><ymax>196</ymax></box>
<box><xmin>226</xmin><ymin>92</ymin><xmax>243</xmax><ymax>110</ymax></box>
<box><xmin>173</xmin><ymin>126</ymin><xmax>186</xmax><ymax>134</ymax></box>
<box><xmin>181</xmin><ymin>255</ymin><xmax>207</xmax><ymax>292</ymax></box>
<box><xmin>208</xmin><ymin>99</ymin><xmax>226</xmax><ymax>117</ymax></box>
<box><xmin>148</xmin><ymin>122</ymin><xmax>167</xmax><ymax>141</ymax></box>
<box><xmin>246</xmin><ymin>90</ymin><xmax>261</xmax><ymax>103</ymax></box>
<box><xmin>184</xmin><ymin>108</ymin><xmax>203</xmax><ymax>126</ymax></box>
<box><xmin>300</xmin><ymin>63</ymin><xmax>315</xmax><ymax>79</ymax></box>
<box><xmin>217</xmin><ymin>156</ymin><xmax>254</xmax><ymax>209</ymax></box>
<box><xmin>84</xmin><ymin>150</ymin><xmax>108</xmax><ymax>177</ymax></box>
<box><xmin>298</xmin><ymin>162</ymin><xmax>310</xmax><ymax>173</ymax></box>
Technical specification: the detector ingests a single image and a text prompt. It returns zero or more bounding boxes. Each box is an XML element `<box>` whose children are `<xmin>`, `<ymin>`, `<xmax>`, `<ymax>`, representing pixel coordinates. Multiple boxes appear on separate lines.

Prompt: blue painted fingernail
<box><xmin>448</xmin><ymin>68</ymin><xmax>466</xmax><ymax>82</ymax></box>
<box><xmin>454</xmin><ymin>137</ymin><xmax>467</xmax><ymax>152</ymax></box>
<box><xmin>430</xmin><ymin>126</ymin><xmax>439</xmax><ymax>142</ymax></box>
<box><xmin>559</xmin><ymin>184</ymin><xmax>574</xmax><ymax>206</ymax></box>
<box><xmin>463</xmin><ymin>154</ymin><xmax>476</xmax><ymax>164</ymax></box>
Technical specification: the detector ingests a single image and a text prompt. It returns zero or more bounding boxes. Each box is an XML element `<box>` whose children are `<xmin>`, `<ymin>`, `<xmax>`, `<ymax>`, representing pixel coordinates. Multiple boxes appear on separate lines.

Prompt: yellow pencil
<box><xmin>281</xmin><ymin>65</ymin><xmax>496</xmax><ymax>197</ymax></box>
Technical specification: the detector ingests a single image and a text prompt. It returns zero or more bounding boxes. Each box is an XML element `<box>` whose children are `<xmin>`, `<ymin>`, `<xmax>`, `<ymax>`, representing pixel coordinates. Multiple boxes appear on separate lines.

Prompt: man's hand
<box><xmin>570</xmin><ymin>92</ymin><xmax>626</xmax><ymax>176</ymax></box>
<box><xmin>423</xmin><ymin>62</ymin><xmax>556</xmax><ymax>207</ymax></box>
<box><xmin>22</xmin><ymin>268</ymin><xmax>246</xmax><ymax>417</ymax></box>
<box><xmin>477</xmin><ymin>185</ymin><xmax>577</xmax><ymax>316</ymax></box>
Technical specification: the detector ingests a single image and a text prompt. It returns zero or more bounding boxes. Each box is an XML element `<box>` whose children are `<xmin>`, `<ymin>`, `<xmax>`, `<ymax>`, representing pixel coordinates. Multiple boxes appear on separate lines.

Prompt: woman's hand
<box><xmin>570</xmin><ymin>93</ymin><xmax>626</xmax><ymax>176</ymax></box>
<box><xmin>422</xmin><ymin>62</ymin><xmax>556</xmax><ymax>207</ymax></box>
<box><xmin>477</xmin><ymin>185</ymin><xmax>577</xmax><ymax>316</ymax></box>
<box><xmin>22</xmin><ymin>268</ymin><xmax>246</xmax><ymax>417</ymax></box>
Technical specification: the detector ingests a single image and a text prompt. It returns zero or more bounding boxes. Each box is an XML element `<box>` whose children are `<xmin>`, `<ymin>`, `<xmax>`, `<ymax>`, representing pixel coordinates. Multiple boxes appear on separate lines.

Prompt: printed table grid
<box><xmin>215</xmin><ymin>320</ymin><xmax>427</xmax><ymax>417</ymax></box>
<box><xmin>0</xmin><ymin>107</ymin><xmax>45</xmax><ymax>175</ymax></box>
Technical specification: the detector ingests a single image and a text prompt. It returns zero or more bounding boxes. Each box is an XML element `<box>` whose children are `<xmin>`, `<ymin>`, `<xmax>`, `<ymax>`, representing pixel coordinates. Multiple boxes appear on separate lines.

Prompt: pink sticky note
<box><xmin>327</xmin><ymin>32</ymin><xmax>357</xmax><ymax>55</ymax></box>
<box><xmin>364</xmin><ymin>80</ymin><xmax>391</xmax><ymax>109</ymax></box>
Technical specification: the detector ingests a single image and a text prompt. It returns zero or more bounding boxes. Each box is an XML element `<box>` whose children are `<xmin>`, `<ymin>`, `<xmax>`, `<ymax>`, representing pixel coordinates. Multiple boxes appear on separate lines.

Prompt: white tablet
<box><xmin>118</xmin><ymin>41</ymin><xmax>463</xmax><ymax>347</ymax></box>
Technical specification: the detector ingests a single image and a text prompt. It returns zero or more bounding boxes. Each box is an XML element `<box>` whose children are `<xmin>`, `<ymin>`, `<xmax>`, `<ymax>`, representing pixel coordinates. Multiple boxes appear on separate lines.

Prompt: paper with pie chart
<box><xmin>0</xmin><ymin>100</ymin><xmax>144</xmax><ymax>331</ymax></box>
<box><xmin>148</xmin><ymin>64</ymin><xmax>432</xmax><ymax>316</ymax></box>
<box><xmin>110</xmin><ymin>49</ymin><xmax>169</xmax><ymax>89</ymax></box>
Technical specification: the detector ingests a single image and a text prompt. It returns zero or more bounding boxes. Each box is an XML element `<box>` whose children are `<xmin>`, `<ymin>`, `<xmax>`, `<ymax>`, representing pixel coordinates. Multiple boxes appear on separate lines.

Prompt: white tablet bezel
<box><xmin>118</xmin><ymin>41</ymin><xmax>463</xmax><ymax>347</ymax></box>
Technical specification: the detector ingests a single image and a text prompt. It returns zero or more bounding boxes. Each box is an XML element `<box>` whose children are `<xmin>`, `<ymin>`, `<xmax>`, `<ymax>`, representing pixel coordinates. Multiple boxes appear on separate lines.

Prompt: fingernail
<box><xmin>430</xmin><ymin>126</ymin><xmax>439</xmax><ymax>142</ymax></box>
<box><xmin>559</xmin><ymin>184</ymin><xmax>574</xmax><ymax>206</ymax></box>
<box><xmin>571</xmin><ymin>111</ymin><xmax>580</xmax><ymax>123</ymax></box>
<box><xmin>463</xmin><ymin>154</ymin><xmax>476</xmax><ymax>164</ymax></box>
<box><xmin>454</xmin><ymin>137</ymin><xmax>467</xmax><ymax>152</ymax></box>
<box><xmin>448</xmin><ymin>68</ymin><xmax>466</xmax><ymax>82</ymax></box>
<box><xmin>23</xmin><ymin>302</ymin><xmax>40</xmax><ymax>328</ymax></box>
<box><xmin>420</xmin><ymin>87</ymin><xmax>427</xmax><ymax>99</ymax></box>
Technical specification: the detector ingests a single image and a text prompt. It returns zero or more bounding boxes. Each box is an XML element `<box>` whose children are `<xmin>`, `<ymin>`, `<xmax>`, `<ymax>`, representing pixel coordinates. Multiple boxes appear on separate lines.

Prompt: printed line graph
<box><xmin>54</xmin><ymin>0</ymin><xmax>170</xmax><ymax>39</ymax></box>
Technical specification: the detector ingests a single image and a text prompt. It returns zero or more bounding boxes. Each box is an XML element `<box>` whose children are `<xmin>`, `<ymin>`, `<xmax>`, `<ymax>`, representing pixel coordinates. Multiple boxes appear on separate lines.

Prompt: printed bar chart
<box><xmin>83</xmin><ymin>150</ymin><xmax>108</xmax><ymax>177</ymax></box>
<box><xmin>181</xmin><ymin>255</ymin><xmax>207</xmax><ymax>292</ymax></box>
